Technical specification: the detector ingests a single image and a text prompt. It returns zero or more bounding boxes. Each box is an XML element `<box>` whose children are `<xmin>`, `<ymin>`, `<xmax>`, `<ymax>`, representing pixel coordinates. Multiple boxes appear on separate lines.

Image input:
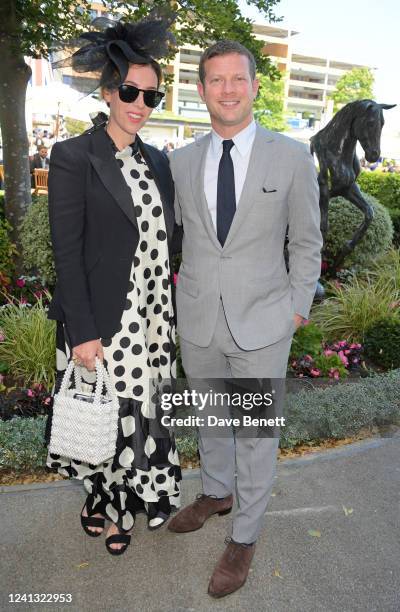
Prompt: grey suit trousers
<box><xmin>180</xmin><ymin>300</ymin><xmax>294</xmax><ymax>544</ymax></box>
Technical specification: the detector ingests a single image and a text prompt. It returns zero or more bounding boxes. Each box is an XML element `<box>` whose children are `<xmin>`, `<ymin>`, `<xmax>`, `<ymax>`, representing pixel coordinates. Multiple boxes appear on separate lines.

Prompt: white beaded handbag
<box><xmin>49</xmin><ymin>358</ymin><xmax>119</xmax><ymax>465</ymax></box>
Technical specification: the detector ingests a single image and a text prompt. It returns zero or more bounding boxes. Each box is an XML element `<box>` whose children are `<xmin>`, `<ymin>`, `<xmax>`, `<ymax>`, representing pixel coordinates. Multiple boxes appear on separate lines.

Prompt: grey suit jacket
<box><xmin>169</xmin><ymin>124</ymin><xmax>322</xmax><ymax>350</ymax></box>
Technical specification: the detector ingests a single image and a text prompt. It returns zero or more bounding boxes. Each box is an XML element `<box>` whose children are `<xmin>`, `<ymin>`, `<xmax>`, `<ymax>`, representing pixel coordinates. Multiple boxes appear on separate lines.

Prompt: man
<box><xmin>168</xmin><ymin>40</ymin><xmax>322</xmax><ymax>598</ymax></box>
<box><xmin>30</xmin><ymin>145</ymin><xmax>50</xmax><ymax>188</ymax></box>
<box><xmin>30</xmin><ymin>145</ymin><xmax>50</xmax><ymax>171</ymax></box>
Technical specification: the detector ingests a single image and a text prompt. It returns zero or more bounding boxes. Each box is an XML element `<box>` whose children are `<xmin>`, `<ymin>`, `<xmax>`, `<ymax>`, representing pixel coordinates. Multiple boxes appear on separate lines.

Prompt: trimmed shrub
<box><xmin>1</xmin><ymin>371</ymin><xmax>399</xmax><ymax>471</ymax></box>
<box><xmin>0</xmin><ymin>416</ymin><xmax>48</xmax><ymax>471</ymax></box>
<box><xmin>357</xmin><ymin>171</ymin><xmax>400</xmax><ymax>210</ymax></box>
<box><xmin>311</xmin><ymin>276</ymin><xmax>399</xmax><ymax>342</ymax></box>
<box><xmin>325</xmin><ymin>192</ymin><xmax>393</xmax><ymax>269</ymax></box>
<box><xmin>364</xmin><ymin>317</ymin><xmax>400</xmax><ymax>370</ymax></box>
<box><xmin>280</xmin><ymin>369</ymin><xmax>400</xmax><ymax>448</ymax></box>
<box><xmin>389</xmin><ymin>208</ymin><xmax>400</xmax><ymax>247</ymax></box>
<box><xmin>0</xmin><ymin>217</ymin><xmax>17</xmax><ymax>285</ymax></box>
<box><xmin>0</xmin><ymin>298</ymin><xmax>56</xmax><ymax>387</ymax></box>
<box><xmin>19</xmin><ymin>195</ymin><xmax>56</xmax><ymax>287</ymax></box>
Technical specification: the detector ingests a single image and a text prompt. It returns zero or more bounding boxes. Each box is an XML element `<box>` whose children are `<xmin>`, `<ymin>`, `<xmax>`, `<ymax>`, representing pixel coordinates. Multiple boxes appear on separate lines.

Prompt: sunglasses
<box><xmin>118</xmin><ymin>83</ymin><xmax>164</xmax><ymax>109</ymax></box>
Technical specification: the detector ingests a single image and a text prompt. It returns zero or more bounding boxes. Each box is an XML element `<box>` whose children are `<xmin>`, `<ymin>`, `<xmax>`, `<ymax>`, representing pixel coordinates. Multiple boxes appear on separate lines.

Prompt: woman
<box><xmin>46</xmin><ymin>14</ymin><xmax>182</xmax><ymax>555</ymax></box>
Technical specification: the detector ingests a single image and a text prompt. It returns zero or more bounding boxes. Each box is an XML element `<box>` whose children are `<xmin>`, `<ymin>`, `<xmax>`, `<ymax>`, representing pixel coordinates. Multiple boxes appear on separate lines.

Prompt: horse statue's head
<box><xmin>350</xmin><ymin>100</ymin><xmax>396</xmax><ymax>162</ymax></box>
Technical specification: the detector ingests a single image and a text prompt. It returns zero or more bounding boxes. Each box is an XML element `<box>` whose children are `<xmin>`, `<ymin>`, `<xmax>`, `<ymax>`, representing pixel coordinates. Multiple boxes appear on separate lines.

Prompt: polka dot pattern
<box><xmin>46</xmin><ymin>145</ymin><xmax>180</xmax><ymax>529</ymax></box>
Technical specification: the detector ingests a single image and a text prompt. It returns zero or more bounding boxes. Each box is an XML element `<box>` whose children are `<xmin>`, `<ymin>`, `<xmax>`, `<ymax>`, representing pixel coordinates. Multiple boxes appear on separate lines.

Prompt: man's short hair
<box><xmin>199</xmin><ymin>40</ymin><xmax>257</xmax><ymax>85</ymax></box>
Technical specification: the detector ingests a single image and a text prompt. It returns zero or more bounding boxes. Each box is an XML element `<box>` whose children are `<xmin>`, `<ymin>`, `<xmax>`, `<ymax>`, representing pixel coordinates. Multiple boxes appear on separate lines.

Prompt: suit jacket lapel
<box><xmin>223</xmin><ymin>124</ymin><xmax>274</xmax><ymax>249</ymax></box>
<box><xmin>191</xmin><ymin>133</ymin><xmax>222</xmax><ymax>251</ymax></box>
<box><xmin>88</xmin><ymin>128</ymin><xmax>138</xmax><ymax>230</ymax></box>
<box><xmin>137</xmin><ymin>136</ymin><xmax>175</xmax><ymax>242</ymax></box>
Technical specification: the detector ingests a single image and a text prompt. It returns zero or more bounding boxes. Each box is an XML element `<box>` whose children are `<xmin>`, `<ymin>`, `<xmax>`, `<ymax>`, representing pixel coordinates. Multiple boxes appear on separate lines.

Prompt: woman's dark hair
<box><xmin>99</xmin><ymin>59</ymin><xmax>162</xmax><ymax>91</ymax></box>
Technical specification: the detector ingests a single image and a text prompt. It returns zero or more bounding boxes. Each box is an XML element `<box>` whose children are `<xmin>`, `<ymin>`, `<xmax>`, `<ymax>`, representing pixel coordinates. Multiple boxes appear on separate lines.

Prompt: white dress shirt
<box><xmin>204</xmin><ymin>120</ymin><xmax>256</xmax><ymax>232</ymax></box>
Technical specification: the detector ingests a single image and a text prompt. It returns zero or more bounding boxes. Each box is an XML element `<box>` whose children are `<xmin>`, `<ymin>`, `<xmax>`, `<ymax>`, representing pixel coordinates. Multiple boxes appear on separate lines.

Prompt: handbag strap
<box><xmin>58</xmin><ymin>357</ymin><xmax>107</xmax><ymax>401</ymax></box>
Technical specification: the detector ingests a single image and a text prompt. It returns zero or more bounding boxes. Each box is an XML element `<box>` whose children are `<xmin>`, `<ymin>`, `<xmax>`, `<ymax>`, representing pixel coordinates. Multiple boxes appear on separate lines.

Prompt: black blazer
<box><xmin>48</xmin><ymin>126</ymin><xmax>182</xmax><ymax>348</ymax></box>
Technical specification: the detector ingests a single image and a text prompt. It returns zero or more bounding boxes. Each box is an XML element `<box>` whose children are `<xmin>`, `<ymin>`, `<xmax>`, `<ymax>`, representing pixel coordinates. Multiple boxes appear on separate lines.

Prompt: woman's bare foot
<box><xmin>106</xmin><ymin>522</ymin><xmax>132</xmax><ymax>552</ymax></box>
<box><xmin>81</xmin><ymin>504</ymin><xmax>104</xmax><ymax>535</ymax></box>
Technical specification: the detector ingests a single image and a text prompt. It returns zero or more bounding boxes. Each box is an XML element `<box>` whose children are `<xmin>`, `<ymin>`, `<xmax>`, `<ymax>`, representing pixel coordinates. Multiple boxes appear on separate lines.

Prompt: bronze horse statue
<box><xmin>310</xmin><ymin>99</ymin><xmax>395</xmax><ymax>269</ymax></box>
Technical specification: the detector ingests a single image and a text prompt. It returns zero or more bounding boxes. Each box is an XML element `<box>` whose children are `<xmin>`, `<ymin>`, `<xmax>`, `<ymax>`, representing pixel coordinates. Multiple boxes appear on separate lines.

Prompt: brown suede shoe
<box><xmin>208</xmin><ymin>537</ymin><xmax>256</xmax><ymax>598</ymax></box>
<box><xmin>167</xmin><ymin>494</ymin><xmax>233</xmax><ymax>533</ymax></box>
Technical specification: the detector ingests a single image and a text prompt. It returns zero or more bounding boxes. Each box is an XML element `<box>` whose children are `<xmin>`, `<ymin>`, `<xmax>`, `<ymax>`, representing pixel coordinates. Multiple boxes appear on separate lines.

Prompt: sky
<box><xmin>239</xmin><ymin>0</ymin><xmax>400</xmax><ymax>134</ymax></box>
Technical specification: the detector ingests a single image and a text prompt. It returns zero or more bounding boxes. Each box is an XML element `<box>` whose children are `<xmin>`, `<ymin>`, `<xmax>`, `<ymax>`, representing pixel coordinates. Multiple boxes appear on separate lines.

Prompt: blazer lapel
<box><xmin>223</xmin><ymin>124</ymin><xmax>275</xmax><ymax>249</ymax></box>
<box><xmin>191</xmin><ymin>133</ymin><xmax>222</xmax><ymax>251</ymax></box>
<box><xmin>88</xmin><ymin>128</ymin><xmax>138</xmax><ymax>230</ymax></box>
<box><xmin>137</xmin><ymin>137</ymin><xmax>175</xmax><ymax>242</ymax></box>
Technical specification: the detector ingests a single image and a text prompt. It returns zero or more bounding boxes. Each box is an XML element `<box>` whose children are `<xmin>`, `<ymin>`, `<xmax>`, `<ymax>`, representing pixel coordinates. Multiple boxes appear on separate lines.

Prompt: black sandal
<box><xmin>105</xmin><ymin>528</ymin><xmax>132</xmax><ymax>556</ymax></box>
<box><xmin>80</xmin><ymin>503</ymin><xmax>105</xmax><ymax>537</ymax></box>
<box><xmin>146</xmin><ymin>498</ymin><xmax>171</xmax><ymax>531</ymax></box>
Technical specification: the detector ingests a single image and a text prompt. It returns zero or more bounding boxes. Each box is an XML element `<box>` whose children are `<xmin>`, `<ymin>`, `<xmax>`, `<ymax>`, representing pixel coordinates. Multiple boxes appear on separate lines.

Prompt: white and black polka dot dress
<box><xmin>47</xmin><ymin>142</ymin><xmax>181</xmax><ymax>531</ymax></box>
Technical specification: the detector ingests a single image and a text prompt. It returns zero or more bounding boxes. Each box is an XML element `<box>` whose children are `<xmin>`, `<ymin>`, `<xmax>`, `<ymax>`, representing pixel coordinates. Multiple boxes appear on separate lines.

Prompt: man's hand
<box><xmin>293</xmin><ymin>313</ymin><xmax>304</xmax><ymax>330</ymax></box>
<box><xmin>72</xmin><ymin>339</ymin><xmax>104</xmax><ymax>371</ymax></box>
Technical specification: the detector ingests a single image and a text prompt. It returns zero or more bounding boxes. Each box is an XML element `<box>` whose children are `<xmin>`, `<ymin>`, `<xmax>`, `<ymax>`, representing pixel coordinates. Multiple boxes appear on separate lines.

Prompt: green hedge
<box><xmin>388</xmin><ymin>208</ymin><xmax>400</xmax><ymax>247</ymax></box>
<box><xmin>357</xmin><ymin>171</ymin><xmax>400</xmax><ymax>210</ymax></box>
<box><xmin>1</xmin><ymin>370</ymin><xmax>399</xmax><ymax>472</ymax></box>
<box><xmin>19</xmin><ymin>195</ymin><xmax>56</xmax><ymax>287</ymax></box>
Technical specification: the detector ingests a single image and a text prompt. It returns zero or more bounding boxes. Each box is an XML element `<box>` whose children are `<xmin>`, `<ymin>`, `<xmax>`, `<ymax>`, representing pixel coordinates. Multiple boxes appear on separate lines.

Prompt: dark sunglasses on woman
<box><xmin>118</xmin><ymin>83</ymin><xmax>165</xmax><ymax>108</ymax></box>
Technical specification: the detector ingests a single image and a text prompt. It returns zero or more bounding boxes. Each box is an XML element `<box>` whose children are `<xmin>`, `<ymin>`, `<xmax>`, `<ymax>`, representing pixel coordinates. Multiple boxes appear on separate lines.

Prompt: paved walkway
<box><xmin>1</xmin><ymin>433</ymin><xmax>399</xmax><ymax>612</ymax></box>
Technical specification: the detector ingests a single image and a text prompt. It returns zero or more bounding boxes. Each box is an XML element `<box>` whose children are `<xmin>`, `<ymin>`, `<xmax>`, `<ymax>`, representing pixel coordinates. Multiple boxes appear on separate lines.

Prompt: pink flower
<box><xmin>43</xmin><ymin>397</ymin><xmax>51</xmax><ymax>405</ymax></box>
<box><xmin>338</xmin><ymin>350</ymin><xmax>349</xmax><ymax>366</ymax></box>
<box><xmin>173</xmin><ymin>273</ymin><xmax>178</xmax><ymax>286</ymax></box>
<box><xmin>27</xmin><ymin>389</ymin><xmax>34</xmax><ymax>397</ymax></box>
<box><xmin>34</xmin><ymin>291</ymin><xmax>43</xmax><ymax>299</ymax></box>
<box><xmin>324</xmin><ymin>349</ymin><xmax>334</xmax><ymax>357</ymax></box>
<box><xmin>20</xmin><ymin>297</ymin><xmax>27</xmax><ymax>305</ymax></box>
<box><xmin>0</xmin><ymin>333</ymin><xmax>4</xmax><ymax>342</ymax></box>
<box><xmin>16</xmin><ymin>278</ymin><xmax>25</xmax><ymax>288</ymax></box>
<box><xmin>329</xmin><ymin>368</ymin><xmax>340</xmax><ymax>380</ymax></box>
<box><xmin>310</xmin><ymin>368</ymin><xmax>321</xmax><ymax>377</ymax></box>
<box><xmin>304</xmin><ymin>355</ymin><xmax>313</xmax><ymax>361</ymax></box>
<box><xmin>302</xmin><ymin>319</ymin><xmax>310</xmax><ymax>326</ymax></box>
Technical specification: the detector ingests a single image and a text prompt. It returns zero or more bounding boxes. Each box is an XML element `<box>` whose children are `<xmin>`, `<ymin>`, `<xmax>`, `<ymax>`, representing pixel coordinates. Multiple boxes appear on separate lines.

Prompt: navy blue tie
<box><xmin>217</xmin><ymin>139</ymin><xmax>236</xmax><ymax>247</ymax></box>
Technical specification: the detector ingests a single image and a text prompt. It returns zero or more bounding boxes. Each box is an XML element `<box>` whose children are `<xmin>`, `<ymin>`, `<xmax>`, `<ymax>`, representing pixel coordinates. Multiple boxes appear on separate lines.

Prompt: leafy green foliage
<box><xmin>0</xmin><ymin>416</ymin><xmax>48</xmax><ymax>471</ymax></box>
<box><xmin>290</xmin><ymin>322</ymin><xmax>323</xmax><ymax>361</ymax></box>
<box><xmin>364</xmin><ymin>317</ymin><xmax>400</xmax><ymax>370</ymax></box>
<box><xmin>280</xmin><ymin>369</ymin><xmax>400</xmax><ymax>448</ymax></box>
<box><xmin>357</xmin><ymin>171</ymin><xmax>400</xmax><ymax>210</ymax></box>
<box><xmin>0</xmin><ymin>218</ymin><xmax>17</xmax><ymax>285</ymax></box>
<box><xmin>3</xmin><ymin>371</ymin><xmax>399</xmax><ymax>470</ymax></box>
<box><xmin>311</xmin><ymin>276</ymin><xmax>399</xmax><ymax>342</ymax></box>
<box><xmin>13</xmin><ymin>0</ymin><xmax>282</xmax><ymax>79</ymax></box>
<box><xmin>0</xmin><ymin>298</ymin><xmax>56</xmax><ymax>388</ymax></box>
<box><xmin>64</xmin><ymin>116</ymin><xmax>90</xmax><ymax>137</ymax></box>
<box><xmin>325</xmin><ymin>192</ymin><xmax>393</xmax><ymax>270</ymax></box>
<box><xmin>19</xmin><ymin>196</ymin><xmax>56</xmax><ymax>287</ymax></box>
<box><xmin>253</xmin><ymin>72</ymin><xmax>287</xmax><ymax>132</ymax></box>
<box><xmin>388</xmin><ymin>208</ymin><xmax>400</xmax><ymax>247</ymax></box>
<box><xmin>313</xmin><ymin>353</ymin><xmax>348</xmax><ymax>378</ymax></box>
<box><xmin>330</xmin><ymin>67</ymin><xmax>374</xmax><ymax>112</ymax></box>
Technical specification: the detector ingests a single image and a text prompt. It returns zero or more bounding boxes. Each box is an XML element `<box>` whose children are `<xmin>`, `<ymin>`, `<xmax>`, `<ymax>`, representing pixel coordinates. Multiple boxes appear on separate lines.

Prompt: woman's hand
<box><xmin>72</xmin><ymin>339</ymin><xmax>104</xmax><ymax>371</ymax></box>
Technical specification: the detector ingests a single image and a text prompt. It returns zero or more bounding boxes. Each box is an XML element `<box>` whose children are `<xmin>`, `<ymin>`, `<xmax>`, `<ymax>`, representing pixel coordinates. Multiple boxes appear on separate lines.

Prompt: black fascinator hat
<box><xmin>52</xmin><ymin>8</ymin><xmax>176</xmax><ymax>93</ymax></box>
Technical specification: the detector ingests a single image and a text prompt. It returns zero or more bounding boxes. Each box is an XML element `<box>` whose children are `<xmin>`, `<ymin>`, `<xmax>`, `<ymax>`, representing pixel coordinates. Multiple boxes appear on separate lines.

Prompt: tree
<box><xmin>253</xmin><ymin>72</ymin><xmax>287</xmax><ymax>132</ymax></box>
<box><xmin>0</xmin><ymin>0</ymin><xmax>282</xmax><ymax>246</ymax></box>
<box><xmin>330</xmin><ymin>67</ymin><xmax>374</xmax><ymax>113</ymax></box>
